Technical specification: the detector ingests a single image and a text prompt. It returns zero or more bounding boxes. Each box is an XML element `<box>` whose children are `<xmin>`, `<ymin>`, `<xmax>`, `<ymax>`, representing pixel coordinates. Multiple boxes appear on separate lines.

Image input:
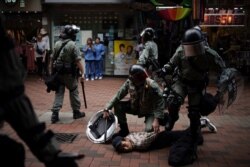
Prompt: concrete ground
<box><xmin>1</xmin><ymin>75</ymin><xmax>250</xmax><ymax>167</ymax></box>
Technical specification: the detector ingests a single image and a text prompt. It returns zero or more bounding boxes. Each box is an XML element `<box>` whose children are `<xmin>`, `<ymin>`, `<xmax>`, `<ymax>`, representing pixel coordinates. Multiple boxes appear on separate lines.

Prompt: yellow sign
<box><xmin>114</xmin><ymin>40</ymin><xmax>137</xmax><ymax>75</ymax></box>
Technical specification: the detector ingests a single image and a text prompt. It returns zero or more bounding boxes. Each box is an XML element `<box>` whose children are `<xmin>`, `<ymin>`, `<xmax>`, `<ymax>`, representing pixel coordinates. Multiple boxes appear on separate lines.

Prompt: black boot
<box><xmin>51</xmin><ymin>112</ymin><xmax>59</xmax><ymax>124</ymax></box>
<box><xmin>165</xmin><ymin>114</ymin><xmax>179</xmax><ymax>131</ymax></box>
<box><xmin>112</xmin><ymin>123</ymin><xmax>129</xmax><ymax>138</ymax></box>
<box><xmin>185</xmin><ymin>127</ymin><xmax>203</xmax><ymax>145</ymax></box>
<box><xmin>73</xmin><ymin>110</ymin><xmax>85</xmax><ymax>119</ymax></box>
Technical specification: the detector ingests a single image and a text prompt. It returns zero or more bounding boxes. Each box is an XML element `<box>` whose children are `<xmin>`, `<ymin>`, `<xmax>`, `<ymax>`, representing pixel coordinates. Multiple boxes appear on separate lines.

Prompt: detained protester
<box><xmin>0</xmin><ymin>14</ymin><xmax>82</xmax><ymax>167</ymax></box>
<box><xmin>103</xmin><ymin>64</ymin><xmax>166</xmax><ymax>138</ymax></box>
<box><xmin>50</xmin><ymin>25</ymin><xmax>85</xmax><ymax>123</ymax></box>
<box><xmin>158</xmin><ymin>27</ymin><xmax>241</xmax><ymax>166</ymax></box>
<box><xmin>112</xmin><ymin>129</ymin><xmax>204</xmax><ymax>153</ymax></box>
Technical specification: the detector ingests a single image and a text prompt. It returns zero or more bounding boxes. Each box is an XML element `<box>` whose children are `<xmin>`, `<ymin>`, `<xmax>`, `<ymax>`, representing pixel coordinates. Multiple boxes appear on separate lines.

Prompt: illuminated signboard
<box><xmin>4</xmin><ymin>0</ymin><xmax>19</xmax><ymax>7</ymax></box>
<box><xmin>202</xmin><ymin>13</ymin><xmax>245</xmax><ymax>27</ymax></box>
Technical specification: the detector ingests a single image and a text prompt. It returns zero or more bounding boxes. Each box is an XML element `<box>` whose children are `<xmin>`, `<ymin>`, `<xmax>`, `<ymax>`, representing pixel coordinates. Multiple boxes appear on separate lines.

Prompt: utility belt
<box><xmin>53</xmin><ymin>62</ymin><xmax>78</xmax><ymax>76</ymax></box>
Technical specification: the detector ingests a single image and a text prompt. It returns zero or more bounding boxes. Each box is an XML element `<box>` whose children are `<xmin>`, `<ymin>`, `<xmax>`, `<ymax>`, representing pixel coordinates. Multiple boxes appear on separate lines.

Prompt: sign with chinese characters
<box><xmin>202</xmin><ymin>13</ymin><xmax>245</xmax><ymax>27</ymax></box>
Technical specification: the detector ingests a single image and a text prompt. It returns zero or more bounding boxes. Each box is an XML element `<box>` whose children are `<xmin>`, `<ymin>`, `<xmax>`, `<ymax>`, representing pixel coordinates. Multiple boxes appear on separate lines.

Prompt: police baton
<box><xmin>80</xmin><ymin>81</ymin><xmax>87</xmax><ymax>109</ymax></box>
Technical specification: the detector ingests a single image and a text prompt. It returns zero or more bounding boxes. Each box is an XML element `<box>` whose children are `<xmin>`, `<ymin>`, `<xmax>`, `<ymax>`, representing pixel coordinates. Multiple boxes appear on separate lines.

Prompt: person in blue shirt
<box><xmin>94</xmin><ymin>37</ymin><xmax>105</xmax><ymax>79</ymax></box>
<box><xmin>82</xmin><ymin>38</ymin><xmax>95</xmax><ymax>81</ymax></box>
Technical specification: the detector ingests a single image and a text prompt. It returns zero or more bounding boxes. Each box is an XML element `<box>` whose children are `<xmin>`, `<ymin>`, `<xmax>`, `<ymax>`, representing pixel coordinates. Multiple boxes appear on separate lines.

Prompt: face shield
<box><xmin>182</xmin><ymin>39</ymin><xmax>205</xmax><ymax>57</ymax></box>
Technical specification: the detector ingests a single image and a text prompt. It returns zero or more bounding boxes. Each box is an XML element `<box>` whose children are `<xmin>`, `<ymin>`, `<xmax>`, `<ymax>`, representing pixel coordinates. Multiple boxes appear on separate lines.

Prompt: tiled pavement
<box><xmin>1</xmin><ymin>75</ymin><xmax>250</xmax><ymax>167</ymax></box>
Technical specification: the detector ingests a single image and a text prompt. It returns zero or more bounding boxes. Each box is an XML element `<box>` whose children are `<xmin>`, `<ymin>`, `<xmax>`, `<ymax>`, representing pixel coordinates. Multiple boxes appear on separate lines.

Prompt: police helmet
<box><xmin>193</xmin><ymin>25</ymin><xmax>209</xmax><ymax>46</ymax></box>
<box><xmin>193</xmin><ymin>25</ymin><xmax>202</xmax><ymax>31</ymax></box>
<box><xmin>61</xmin><ymin>25</ymin><xmax>80</xmax><ymax>41</ymax></box>
<box><xmin>140</xmin><ymin>27</ymin><xmax>155</xmax><ymax>42</ymax></box>
<box><xmin>129</xmin><ymin>64</ymin><xmax>148</xmax><ymax>86</ymax></box>
<box><xmin>86</xmin><ymin>110</ymin><xmax>118</xmax><ymax>144</ymax></box>
<box><xmin>182</xmin><ymin>28</ymin><xmax>205</xmax><ymax>57</ymax></box>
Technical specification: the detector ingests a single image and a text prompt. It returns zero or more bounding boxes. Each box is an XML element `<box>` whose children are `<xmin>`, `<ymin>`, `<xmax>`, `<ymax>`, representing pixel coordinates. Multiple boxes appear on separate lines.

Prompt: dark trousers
<box><xmin>36</xmin><ymin>57</ymin><xmax>45</xmax><ymax>78</ymax></box>
<box><xmin>0</xmin><ymin>135</ymin><xmax>25</xmax><ymax>167</ymax></box>
<box><xmin>149</xmin><ymin>130</ymin><xmax>187</xmax><ymax>150</ymax></box>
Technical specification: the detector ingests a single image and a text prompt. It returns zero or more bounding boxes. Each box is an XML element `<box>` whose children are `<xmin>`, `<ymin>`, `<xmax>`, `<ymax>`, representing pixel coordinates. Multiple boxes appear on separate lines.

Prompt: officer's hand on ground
<box><xmin>103</xmin><ymin>108</ymin><xmax>110</xmax><ymax>118</ymax></box>
<box><xmin>152</xmin><ymin>118</ymin><xmax>160</xmax><ymax>133</ymax></box>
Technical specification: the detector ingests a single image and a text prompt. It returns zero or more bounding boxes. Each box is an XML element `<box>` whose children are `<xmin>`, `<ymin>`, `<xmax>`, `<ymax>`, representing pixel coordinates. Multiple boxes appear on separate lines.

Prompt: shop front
<box><xmin>201</xmin><ymin>6</ymin><xmax>250</xmax><ymax>75</ymax></box>
<box><xmin>0</xmin><ymin>0</ymin><xmax>43</xmax><ymax>72</ymax></box>
<box><xmin>43</xmin><ymin>0</ymin><xmax>139</xmax><ymax>76</ymax></box>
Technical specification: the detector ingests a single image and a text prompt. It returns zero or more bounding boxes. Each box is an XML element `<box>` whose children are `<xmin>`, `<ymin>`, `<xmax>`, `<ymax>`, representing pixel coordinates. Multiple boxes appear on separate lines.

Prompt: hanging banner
<box><xmin>154</xmin><ymin>0</ymin><xmax>192</xmax><ymax>21</ymax></box>
<box><xmin>156</xmin><ymin>6</ymin><xmax>191</xmax><ymax>21</ymax></box>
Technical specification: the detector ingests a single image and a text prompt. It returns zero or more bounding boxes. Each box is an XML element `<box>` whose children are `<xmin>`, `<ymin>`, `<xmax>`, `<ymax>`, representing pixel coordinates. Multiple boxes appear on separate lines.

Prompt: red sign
<box><xmin>202</xmin><ymin>13</ymin><xmax>245</xmax><ymax>27</ymax></box>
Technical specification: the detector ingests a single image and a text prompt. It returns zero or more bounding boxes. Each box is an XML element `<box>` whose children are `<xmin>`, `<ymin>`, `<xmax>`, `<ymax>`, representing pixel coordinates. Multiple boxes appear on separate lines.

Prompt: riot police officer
<box><xmin>0</xmin><ymin>14</ymin><xmax>81</xmax><ymax>167</ymax></box>
<box><xmin>137</xmin><ymin>27</ymin><xmax>159</xmax><ymax>78</ymax></box>
<box><xmin>159</xmin><ymin>27</ymin><xmax>226</xmax><ymax>143</ymax></box>
<box><xmin>103</xmin><ymin>64</ymin><xmax>165</xmax><ymax>137</ymax></box>
<box><xmin>51</xmin><ymin>25</ymin><xmax>85</xmax><ymax>123</ymax></box>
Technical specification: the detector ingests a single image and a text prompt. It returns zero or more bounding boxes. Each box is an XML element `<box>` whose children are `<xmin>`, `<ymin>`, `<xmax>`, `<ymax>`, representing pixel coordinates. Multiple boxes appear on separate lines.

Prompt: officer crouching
<box><xmin>50</xmin><ymin>25</ymin><xmax>85</xmax><ymax>124</ymax></box>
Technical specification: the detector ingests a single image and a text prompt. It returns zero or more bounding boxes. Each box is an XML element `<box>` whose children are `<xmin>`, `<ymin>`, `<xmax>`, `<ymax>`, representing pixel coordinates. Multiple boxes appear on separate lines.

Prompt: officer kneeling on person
<box><xmin>103</xmin><ymin>64</ymin><xmax>168</xmax><ymax>138</ymax></box>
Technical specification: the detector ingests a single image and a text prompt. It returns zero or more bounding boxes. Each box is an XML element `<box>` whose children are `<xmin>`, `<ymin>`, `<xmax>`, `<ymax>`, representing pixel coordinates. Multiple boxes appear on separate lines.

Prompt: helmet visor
<box><xmin>182</xmin><ymin>40</ymin><xmax>205</xmax><ymax>57</ymax></box>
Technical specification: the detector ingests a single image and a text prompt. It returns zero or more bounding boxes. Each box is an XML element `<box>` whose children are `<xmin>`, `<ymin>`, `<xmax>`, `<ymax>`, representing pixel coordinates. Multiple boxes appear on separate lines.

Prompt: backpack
<box><xmin>168</xmin><ymin>134</ymin><xmax>198</xmax><ymax>166</ymax></box>
<box><xmin>36</xmin><ymin>44</ymin><xmax>45</xmax><ymax>55</ymax></box>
